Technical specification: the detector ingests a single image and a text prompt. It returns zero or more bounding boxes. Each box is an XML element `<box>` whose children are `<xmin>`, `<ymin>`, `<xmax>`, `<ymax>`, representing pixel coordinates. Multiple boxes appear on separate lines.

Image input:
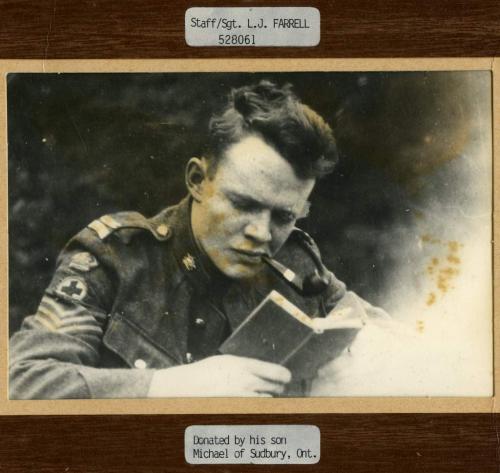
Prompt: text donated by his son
<box><xmin>184</xmin><ymin>425</ymin><xmax>320</xmax><ymax>464</ymax></box>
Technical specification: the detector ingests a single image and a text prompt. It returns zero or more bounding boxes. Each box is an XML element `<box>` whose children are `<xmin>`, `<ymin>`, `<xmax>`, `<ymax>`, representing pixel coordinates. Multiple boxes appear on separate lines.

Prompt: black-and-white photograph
<box><xmin>7</xmin><ymin>70</ymin><xmax>493</xmax><ymax>399</ymax></box>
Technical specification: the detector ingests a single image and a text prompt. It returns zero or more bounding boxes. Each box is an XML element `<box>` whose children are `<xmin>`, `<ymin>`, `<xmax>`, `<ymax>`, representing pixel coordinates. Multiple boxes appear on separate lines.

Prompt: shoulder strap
<box><xmin>87</xmin><ymin>211</ymin><xmax>172</xmax><ymax>242</ymax></box>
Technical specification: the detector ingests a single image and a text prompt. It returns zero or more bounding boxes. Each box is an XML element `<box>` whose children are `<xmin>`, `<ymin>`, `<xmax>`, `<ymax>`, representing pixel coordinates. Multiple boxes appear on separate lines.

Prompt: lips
<box><xmin>232</xmin><ymin>248</ymin><xmax>268</xmax><ymax>263</ymax></box>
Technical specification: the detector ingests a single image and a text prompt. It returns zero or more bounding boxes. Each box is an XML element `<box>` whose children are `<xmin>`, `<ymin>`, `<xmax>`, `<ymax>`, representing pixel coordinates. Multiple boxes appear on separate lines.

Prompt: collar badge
<box><xmin>182</xmin><ymin>253</ymin><xmax>197</xmax><ymax>271</ymax></box>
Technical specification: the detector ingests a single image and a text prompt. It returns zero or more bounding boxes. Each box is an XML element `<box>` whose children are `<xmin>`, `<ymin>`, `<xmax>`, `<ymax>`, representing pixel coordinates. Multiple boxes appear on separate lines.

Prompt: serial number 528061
<box><xmin>218</xmin><ymin>34</ymin><xmax>256</xmax><ymax>45</ymax></box>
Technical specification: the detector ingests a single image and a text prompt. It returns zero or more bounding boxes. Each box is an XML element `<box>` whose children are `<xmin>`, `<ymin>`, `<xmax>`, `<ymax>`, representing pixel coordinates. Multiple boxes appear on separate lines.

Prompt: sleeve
<box><xmin>320</xmin><ymin>270</ymin><xmax>390</xmax><ymax>320</ymax></box>
<box><xmin>9</xmin><ymin>234</ymin><xmax>154</xmax><ymax>400</ymax></box>
<box><xmin>322</xmin><ymin>272</ymin><xmax>390</xmax><ymax>320</ymax></box>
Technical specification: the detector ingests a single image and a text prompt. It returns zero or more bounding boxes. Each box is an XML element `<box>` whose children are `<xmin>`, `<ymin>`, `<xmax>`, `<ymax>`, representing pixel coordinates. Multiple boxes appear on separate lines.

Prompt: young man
<box><xmin>10</xmin><ymin>81</ymin><xmax>384</xmax><ymax>399</ymax></box>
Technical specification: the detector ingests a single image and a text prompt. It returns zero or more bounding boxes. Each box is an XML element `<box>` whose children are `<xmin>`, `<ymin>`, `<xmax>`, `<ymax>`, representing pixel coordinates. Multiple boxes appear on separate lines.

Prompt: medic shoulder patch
<box><xmin>55</xmin><ymin>277</ymin><xmax>88</xmax><ymax>301</ymax></box>
<box><xmin>69</xmin><ymin>252</ymin><xmax>99</xmax><ymax>272</ymax></box>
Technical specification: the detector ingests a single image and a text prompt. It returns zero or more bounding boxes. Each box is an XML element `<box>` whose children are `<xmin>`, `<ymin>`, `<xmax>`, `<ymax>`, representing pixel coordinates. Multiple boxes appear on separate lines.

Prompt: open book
<box><xmin>219</xmin><ymin>290</ymin><xmax>365</xmax><ymax>379</ymax></box>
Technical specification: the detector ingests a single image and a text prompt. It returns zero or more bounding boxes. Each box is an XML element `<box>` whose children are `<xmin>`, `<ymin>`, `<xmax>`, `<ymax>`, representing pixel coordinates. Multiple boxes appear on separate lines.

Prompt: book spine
<box><xmin>280</xmin><ymin>331</ymin><xmax>314</xmax><ymax>365</ymax></box>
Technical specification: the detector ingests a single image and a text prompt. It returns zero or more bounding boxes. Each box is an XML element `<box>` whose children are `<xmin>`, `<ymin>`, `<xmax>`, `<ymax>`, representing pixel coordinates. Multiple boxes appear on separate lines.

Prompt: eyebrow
<box><xmin>225</xmin><ymin>190</ymin><xmax>308</xmax><ymax>218</ymax></box>
<box><xmin>226</xmin><ymin>190</ymin><xmax>267</xmax><ymax>209</ymax></box>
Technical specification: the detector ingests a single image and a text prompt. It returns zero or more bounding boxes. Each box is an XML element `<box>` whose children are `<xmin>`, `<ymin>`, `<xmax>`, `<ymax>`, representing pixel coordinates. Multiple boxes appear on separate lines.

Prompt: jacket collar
<box><xmin>148</xmin><ymin>196</ymin><xmax>313</xmax><ymax>331</ymax></box>
<box><xmin>150</xmin><ymin>196</ymin><xmax>230</xmax><ymax>297</ymax></box>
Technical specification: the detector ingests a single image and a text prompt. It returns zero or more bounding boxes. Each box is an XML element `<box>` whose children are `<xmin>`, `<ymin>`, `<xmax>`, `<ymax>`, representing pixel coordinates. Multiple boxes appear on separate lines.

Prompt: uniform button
<box><xmin>134</xmin><ymin>359</ymin><xmax>147</xmax><ymax>369</ymax></box>
<box><xmin>195</xmin><ymin>317</ymin><xmax>206</xmax><ymax>327</ymax></box>
<box><xmin>186</xmin><ymin>352</ymin><xmax>194</xmax><ymax>363</ymax></box>
<box><xmin>156</xmin><ymin>224</ymin><xmax>170</xmax><ymax>237</ymax></box>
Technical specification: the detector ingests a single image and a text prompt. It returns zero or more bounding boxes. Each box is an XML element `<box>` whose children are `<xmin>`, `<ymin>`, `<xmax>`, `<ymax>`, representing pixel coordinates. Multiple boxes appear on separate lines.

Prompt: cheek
<box><xmin>204</xmin><ymin>201</ymin><xmax>244</xmax><ymax>240</ymax></box>
<box><xmin>203</xmin><ymin>197</ymin><xmax>229</xmax><ymax>226</ymax></box>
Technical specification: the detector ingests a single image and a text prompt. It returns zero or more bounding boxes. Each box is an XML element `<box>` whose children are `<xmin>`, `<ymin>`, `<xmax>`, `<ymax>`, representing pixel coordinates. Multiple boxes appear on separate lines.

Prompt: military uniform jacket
<box><xmin>10</xmin><ymin>197</ymin><xmax>371</xmax><ymax>400</ymax></box>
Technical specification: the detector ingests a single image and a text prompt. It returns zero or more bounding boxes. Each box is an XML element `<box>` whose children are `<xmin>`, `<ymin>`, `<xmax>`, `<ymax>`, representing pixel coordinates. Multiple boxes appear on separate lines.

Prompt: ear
<box><xmin>185</xmin><ymin>157</ymin><xmax>209</xmax><ymax>202</ymax></box>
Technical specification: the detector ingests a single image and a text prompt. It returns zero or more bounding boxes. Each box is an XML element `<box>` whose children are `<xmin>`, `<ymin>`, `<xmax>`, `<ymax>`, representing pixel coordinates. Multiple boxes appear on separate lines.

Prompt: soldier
<box><xmin>10</xmin><ymin>80</ymin><xmax>386</xmax><ymax>399</ymax></box>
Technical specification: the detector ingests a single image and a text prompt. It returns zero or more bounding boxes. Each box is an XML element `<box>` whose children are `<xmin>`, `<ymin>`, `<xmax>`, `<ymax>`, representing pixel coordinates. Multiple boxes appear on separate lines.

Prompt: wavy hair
<box><xmin>206</xmin><ymin>81</ymin><xmax>338</xmax><ymax>179</ymax></box>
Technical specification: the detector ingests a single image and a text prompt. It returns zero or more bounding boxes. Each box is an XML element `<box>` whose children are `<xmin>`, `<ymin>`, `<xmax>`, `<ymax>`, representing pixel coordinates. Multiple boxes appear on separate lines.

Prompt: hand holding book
<box><xmin>220</xmin><ymin>290</ymin><xmax>366</xmax><ymax>380</ymax></box>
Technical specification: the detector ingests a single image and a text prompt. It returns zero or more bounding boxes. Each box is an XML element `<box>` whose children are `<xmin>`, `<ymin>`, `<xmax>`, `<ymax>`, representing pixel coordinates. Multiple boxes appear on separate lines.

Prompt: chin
<box><xmin>220</xmin><ymin>263</ymin><xmax>262</xmax><ymax>280</ymax></box>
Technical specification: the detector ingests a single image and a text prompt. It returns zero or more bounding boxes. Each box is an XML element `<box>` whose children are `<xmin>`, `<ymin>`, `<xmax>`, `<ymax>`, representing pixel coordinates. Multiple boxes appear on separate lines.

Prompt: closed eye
<box><xmin>273</xmin><ymin>210</ymin><xmax>297</xmax><ymax>226</ymax></box>
<box><xmin>226</xmin><ymin>191</ymin><xmax>303</xmax><ymax>226</ymax></box>
<box><xmin>229</xmin><ymin>195</ymin><xmax>259</xmax><ymax>212</ymax></box>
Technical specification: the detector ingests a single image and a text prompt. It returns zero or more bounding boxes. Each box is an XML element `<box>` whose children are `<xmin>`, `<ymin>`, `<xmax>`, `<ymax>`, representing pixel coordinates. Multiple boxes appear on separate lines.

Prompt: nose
<box><xmin>243</xmin><ymin>210</ymin><xmax>272</xmax><ymax>244</ymax></box>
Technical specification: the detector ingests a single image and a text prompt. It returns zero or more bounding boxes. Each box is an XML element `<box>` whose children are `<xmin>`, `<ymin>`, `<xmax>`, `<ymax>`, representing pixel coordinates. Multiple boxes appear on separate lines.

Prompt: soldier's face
<box><xmin>190</xmin><ymin>134</ymin><xmax>315</xmax><ymax>279</ymax></box>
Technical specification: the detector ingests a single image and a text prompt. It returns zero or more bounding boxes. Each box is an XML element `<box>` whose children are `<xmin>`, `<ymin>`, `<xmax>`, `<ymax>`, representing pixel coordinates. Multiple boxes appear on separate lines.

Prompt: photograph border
<box><xmin>0</xmin><ymin>57</ymin><xmax>497</xmax><ymax>415</ymax></box>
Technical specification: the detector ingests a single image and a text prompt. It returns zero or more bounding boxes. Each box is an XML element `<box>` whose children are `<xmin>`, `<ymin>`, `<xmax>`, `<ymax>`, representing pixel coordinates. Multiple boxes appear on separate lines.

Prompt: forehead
<box><xmin>212</xmin><ymin>134</ymin><xmax>315</xmax><ymax>208</ymax></box>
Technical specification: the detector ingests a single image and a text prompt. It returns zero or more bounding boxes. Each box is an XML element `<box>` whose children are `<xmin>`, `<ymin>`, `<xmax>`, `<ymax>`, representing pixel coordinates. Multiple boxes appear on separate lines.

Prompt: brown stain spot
<box><xmin>422</xmin><ymin>235</ymin><xmax>463</xmax><ymax>306</ymax></box>
<box><xmin>203</xmin><ymin>182</ymin><xmax>216</xmax><ymax>199</ymax></box>
<box><xmin>437</xmin><ymin>267</ymin><xmax>459</xmax><ymax>294</ymax></box>
<box><xmin>448</xmin><ymin>240</ymin><xmax>463</xmax><ymax>253</ymax></box>
<box><xmin>437</xmin><ymin>275</ymin><xmax>448</xmax><ymax>293</ymax></box>
<box><xmin>440</xmin><ymin>267</ymin><xmax>458</xmax><ymax>277</ymax></box>
<box><xmin>209</xmin><ymin>247</ymin><xmax>231</xmax><ymax>272</ymax></box>
<box><xmin>209</xmin><ymin>210</ymin><xmax>228</xmax><ymax>227</ymax></box>
<box><xmin>426</xmin><ymin>257</ymin><xmax>440</xmax><ymax>275</ymax></box>
<box><xmin>417</xmin><ymin>320</ymin><xmax>425</xmax><ymax>333</ymax></box>
<box><xmin>421</xmin><ymin>234</ymin><xmax>442</xmax><ymax>245</ymax></box>
<box><xmin>447</xmin><ymin>254</ymin><xmax>461</xmax><ymax>265</ymax></box>
<box><xmin>387</xmin><ymin>122</ymin><xmax>469</xmax><ymax>196</ymax></box>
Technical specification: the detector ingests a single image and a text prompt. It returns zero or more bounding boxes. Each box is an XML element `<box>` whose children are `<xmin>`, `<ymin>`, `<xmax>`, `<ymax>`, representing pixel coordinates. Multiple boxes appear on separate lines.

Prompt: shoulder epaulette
<box><xmin>87</xmin><ymin>212</ymin><xmax>171</xmax><ymax>242</ymax></box>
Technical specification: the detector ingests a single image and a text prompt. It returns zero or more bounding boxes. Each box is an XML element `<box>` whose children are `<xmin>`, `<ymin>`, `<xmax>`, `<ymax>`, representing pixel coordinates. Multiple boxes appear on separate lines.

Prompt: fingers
<box><xmin>227</xmin><ymin>391</ymin><xmax>274</xmax><ymax>398</ymax></box>
<box><xmin>252</xmin><ymin>378</ymin><xmax>286</xmax><ymax>395</ymax></box>
<box><xmin>230</xmin><ymin>379</ymin><xmax>284</xmax><ymax>397</ymax></box>
<box><xmin>228</xmin><ymin>372</ymin><xmax>287</xmax><ymax>396</ymax></box>
<box><xmin>239</xmin><ymin>357</ymin><xmax>292</xmax><ymax>384</ymax></box>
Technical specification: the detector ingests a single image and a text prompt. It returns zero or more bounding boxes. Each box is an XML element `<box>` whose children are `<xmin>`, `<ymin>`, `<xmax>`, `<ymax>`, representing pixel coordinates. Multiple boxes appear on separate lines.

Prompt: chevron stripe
<box><xmin>37</xmin><ymin>305</ymin><xmax>62</xmax><ymax>326</ymax></box>
<box><xmin>41</xmin><ymin>295</ymin><xmax>108</xmax><ymax>321</ymax></box>
<box><xmin>33</xmin><ymin>295</ymin><xmax>107</xmax><ymax>347</ymax></box>
<box><xmin>33</xmin><ymin>315</ymin><xmax>58</xmax><ymax>331</ymax></box>
<box><xmin>59</xmin><ymin>324</ymin><xmax>103</xmax><ymax>336</ymax></box>
<box><xmin>40</xmin><ymin>296</ymin><xmax>87</xmax><ymax>318</ymax></box>
<box><xmin>56</xmin><ymin>315</ymin><xmax>101</xmax><ymax>328</ymax></box>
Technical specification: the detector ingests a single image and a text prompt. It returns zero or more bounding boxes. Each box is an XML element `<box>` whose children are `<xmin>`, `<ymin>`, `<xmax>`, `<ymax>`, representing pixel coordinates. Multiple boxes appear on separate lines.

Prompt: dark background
<box><xmin>1</xmin><ymin>1</ymin><xmax>499</xmax><ymax>472</ymax></box>
<box><xmin>8</xmin><ymin>70</ymin><xmax>481</xmax><ymax>333</ymax></box>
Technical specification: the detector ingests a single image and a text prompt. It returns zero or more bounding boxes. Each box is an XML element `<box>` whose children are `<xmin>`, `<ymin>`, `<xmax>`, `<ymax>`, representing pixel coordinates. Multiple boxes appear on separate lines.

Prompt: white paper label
<box><xmin>185</xmin><ymin>425</ymin><xmax>320</xmax><ymax>464</ymax></box>
<box><xmin>185</xmin><ymin>7</ymin><xmax>320</xmax><ymax>47</ymax></box>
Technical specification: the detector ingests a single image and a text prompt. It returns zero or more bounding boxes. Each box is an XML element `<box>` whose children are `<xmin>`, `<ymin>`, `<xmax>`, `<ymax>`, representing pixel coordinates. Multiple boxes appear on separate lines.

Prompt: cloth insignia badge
<box><xmin>55</xmin><ymin>277</ymin><xmax>88</xmax><ymax>301</ymax></box>
<box><xmin>69</xmin><ymin>252</ymin><xmax>99</xmax><ymax>272</ymax></box>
